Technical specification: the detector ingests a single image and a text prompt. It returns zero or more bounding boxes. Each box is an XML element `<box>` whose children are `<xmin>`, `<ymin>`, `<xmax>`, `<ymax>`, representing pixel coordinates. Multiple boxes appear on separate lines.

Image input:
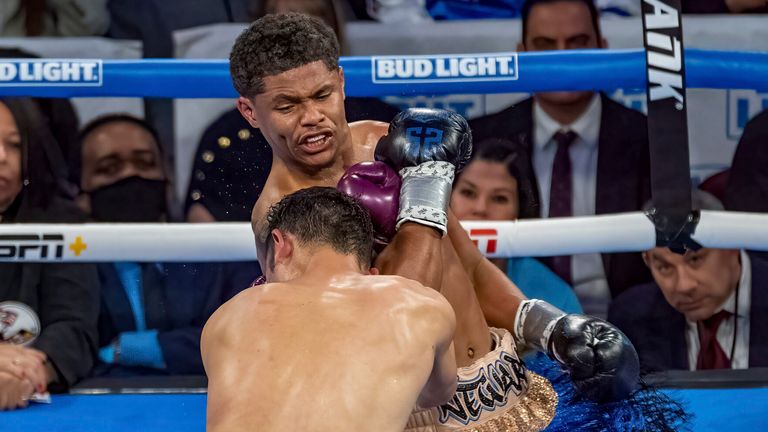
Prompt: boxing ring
<box><xmin>2</xmin><ymin>48</ymin><xmax>768</xmax><ymax>431</ymax></box>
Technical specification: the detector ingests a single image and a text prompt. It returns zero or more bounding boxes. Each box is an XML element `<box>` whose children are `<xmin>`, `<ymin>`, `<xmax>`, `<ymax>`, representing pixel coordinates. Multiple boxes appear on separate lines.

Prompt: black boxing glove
<box><xmin>374</xmin><ymin>108</ymin><xmax>472</xmax><ymax>235</ymax></box>
<box><xmin>514</xmin><ymin>299</ymin><xmax>640</xmax><ymax>403</ymax></box>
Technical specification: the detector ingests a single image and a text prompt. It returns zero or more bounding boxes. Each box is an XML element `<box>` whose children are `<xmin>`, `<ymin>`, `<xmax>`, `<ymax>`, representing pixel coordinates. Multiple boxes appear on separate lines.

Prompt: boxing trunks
<box><xmin>405</xmin><ymin>328</ymin><xmax>556</xmax><ymax>432</ymax></box>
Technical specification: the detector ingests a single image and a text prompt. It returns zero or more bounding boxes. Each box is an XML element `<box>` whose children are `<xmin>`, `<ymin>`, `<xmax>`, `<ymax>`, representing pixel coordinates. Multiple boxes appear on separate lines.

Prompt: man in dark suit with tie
<box><xmin>470</xmin><ymin>0</ymin><xmax>652</xmax><ymax>317</ymax></box>
<box><xmin>608</xmin><ymin>192</ymin><xmax>768</xmax><ymax>371</ymax></box>
<box><xmin>726</xmin><ymin>108</ymin><xmax>768</xmax><ymax>214</ymax></box>
<box><xmin>609</xmin><ymin>247</ymin><xmax>768</xmax><ymax>372</ymax></box>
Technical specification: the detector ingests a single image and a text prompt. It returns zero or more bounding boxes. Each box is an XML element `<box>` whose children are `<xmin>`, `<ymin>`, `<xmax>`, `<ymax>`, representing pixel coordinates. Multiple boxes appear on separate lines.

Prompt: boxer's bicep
<box><xmin>446</xmin><ymin>209</ymin><xmax>484</xmax><ymax>275</ymax></box>
<box><xmin>418</xmin><ymin>300</ymin><xmax>457</xmax><ymax>408</ymax></box>
<box><xmin>472</xmin><ymin>259</ymin><xmax>526</xmax><ymax>334</ymax></box>
<box><xmin>375</xmin><ymin>223</ymin><xmax>443</xmax><ymax>290</ymax></box>
<box><xmin>446</xmin><ymin>210</ymin><xmax>525</xmax><ymax>331</ymax></box>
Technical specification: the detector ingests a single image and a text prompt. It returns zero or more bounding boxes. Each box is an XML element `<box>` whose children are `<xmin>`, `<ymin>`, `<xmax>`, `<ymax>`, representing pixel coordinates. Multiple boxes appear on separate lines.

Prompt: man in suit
<box><xmin>726</xmin><ymin>108</ymin><xmax>768</xmax><ymax>214</ymax></box>
<box><xmin>609</xmin><ymin>192</ymin><xmax>768</xmax><ymax>372</ymax></box>
<box><xmin>470</xmin><ymin>0</ymin><xmax>651</xmax><ymax>317</ymax></box>
<box><xmin>75</xmin><ymin>114</ymin><xmax>253</xmax><ymax>376</ymax></box>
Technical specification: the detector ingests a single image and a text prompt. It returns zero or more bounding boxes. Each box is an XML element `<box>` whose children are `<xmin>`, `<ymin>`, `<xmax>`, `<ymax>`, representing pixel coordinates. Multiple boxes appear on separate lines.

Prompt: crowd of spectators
<box><xmin>0</xmin><ymin>0</ymin><xmax>767</xmax><ymax>412</ymax></box>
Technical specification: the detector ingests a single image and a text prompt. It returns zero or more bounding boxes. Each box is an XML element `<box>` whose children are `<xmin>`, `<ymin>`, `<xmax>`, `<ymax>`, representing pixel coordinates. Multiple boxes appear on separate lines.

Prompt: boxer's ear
<box><xmin>271</xmin><ymin>229</ymin><xmax>294</xmax><ymax>265</ymax></box>
<box><xmin>237</xmin><ymin>97</ymin><xmax>260</xmax><ymax>129</ymax></box>
<box><xmin>338</xmin><ymin>67</ymin><xmax>346</xmax><ymax>100</ymax></box>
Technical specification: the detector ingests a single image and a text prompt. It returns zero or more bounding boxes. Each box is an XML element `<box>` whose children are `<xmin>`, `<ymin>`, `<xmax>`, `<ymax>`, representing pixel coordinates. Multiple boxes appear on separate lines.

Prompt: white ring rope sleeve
<box><xmin>0</xmin><ymin>211</ymin><xmax>765</xmax><ymax>262</ymax></box>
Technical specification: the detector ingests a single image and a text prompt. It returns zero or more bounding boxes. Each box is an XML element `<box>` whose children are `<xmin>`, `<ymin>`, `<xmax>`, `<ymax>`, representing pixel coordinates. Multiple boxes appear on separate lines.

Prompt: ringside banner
<box><xmin>371</xmin><ymin>53</ymin><xmax>518</xmax><ymax>84</ymax></box>
<box><xmin>0</xmin><ymin>59</ymin><xmax>102</xmax><ymax>86</ymax></box>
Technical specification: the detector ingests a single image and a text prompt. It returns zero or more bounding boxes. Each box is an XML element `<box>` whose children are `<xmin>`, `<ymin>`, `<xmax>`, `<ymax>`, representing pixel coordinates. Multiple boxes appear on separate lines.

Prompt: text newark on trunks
<box><xmin>0</xmin><ymin>59</ymin><xmax>102</xmax><ymax>86</ymax></box>
<box><xmin>372</xmin><ymin>54</ymin><xmax>518</xmax><ymax>84</ymax></box>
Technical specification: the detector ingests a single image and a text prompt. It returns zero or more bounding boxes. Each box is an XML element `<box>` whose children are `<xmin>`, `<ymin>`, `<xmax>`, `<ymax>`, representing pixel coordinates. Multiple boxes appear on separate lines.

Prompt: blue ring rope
<box><xmin>0</xmin><ymin>49</ymin><xmax>765</xmax><ymax>98</ymax></box>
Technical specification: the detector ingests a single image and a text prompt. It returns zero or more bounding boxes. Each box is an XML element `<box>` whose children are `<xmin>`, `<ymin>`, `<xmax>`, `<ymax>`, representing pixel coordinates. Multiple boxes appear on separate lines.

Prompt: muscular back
<box><xmin>202</xmin><ymin>273</ymin><xmax>455</xmax><ymax>432</ymax></box>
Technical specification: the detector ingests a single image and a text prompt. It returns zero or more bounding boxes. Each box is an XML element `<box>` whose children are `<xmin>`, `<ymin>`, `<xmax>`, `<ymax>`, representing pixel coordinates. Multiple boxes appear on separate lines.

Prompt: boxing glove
<box><xmin>514</xmin><ymin>299</ymin><xmax>640</xmax><ymax>402</ymax></box>
<box><xmin>338</xmin><ymin>161</ymin><xmax>401</xmax><ymax>248</ymax></box>
<box><xmin>374</xmin><ymin>108</ymin><xmax>472</xmax><ymax>235</ymax></box>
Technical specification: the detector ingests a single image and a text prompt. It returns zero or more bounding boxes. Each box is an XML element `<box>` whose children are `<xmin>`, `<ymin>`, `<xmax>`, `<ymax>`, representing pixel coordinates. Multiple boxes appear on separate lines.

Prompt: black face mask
<box><xmin>88</xmin><ymin>176</ymin><xmax>167</xmax><ymax>222</ymax></box>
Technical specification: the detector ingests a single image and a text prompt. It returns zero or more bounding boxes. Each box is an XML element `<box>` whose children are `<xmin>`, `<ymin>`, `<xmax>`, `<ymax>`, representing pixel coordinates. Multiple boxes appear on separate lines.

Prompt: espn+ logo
<box><xmin>0</xmin><ymin>234</ymin><xmax>64</xmax><ymax>260</ymax></box>
<box><xmin>372</xmin><ymin>54</ymin><xmax>518</xmax><ymax>84</ymax></box>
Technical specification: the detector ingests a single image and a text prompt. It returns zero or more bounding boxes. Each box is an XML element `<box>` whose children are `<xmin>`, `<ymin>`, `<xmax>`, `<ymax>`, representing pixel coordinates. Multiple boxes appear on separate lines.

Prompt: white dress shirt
<box><xmin>686</xmin><ymin>250</ymin><xmax>752</xmax><ymax>370</ymax></box>
<box><xmin>532</xmin><ymin>94</ymin><xmax>610</xmax><ymax>317</ymax></box>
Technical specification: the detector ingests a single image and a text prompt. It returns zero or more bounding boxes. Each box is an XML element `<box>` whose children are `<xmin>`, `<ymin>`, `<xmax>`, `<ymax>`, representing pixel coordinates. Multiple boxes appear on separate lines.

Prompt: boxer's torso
<box><xmin>252</xmin><ymin>120</ymin><xmax>492</xmax><ymax>368</ymax></box>
<box><xmin>204</xmin><ymin>273</ymin><xmax>448</xmax><ymax>432</ymax></box>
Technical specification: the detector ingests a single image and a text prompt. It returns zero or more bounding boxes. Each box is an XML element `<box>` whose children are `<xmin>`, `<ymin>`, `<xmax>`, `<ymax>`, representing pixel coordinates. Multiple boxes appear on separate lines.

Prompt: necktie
<box><xmin>696</xmin><ymin>310</ymin><xmax>732</xmax><ymax>370</ymax></box>
<box><xmin>114</xmin><ymin>262</ymin><xmax>147</xmax><ymax>331</ymax></box>
<box><xmin>548</xmin><ymin>131</ymin><xmax>577</xmax><ymax>284</ymax></box>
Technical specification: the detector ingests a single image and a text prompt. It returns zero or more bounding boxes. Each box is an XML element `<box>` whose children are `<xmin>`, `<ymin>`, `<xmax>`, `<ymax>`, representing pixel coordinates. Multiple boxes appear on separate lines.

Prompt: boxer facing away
<box><xmin>202</xmin><ymin>187</ymin><xmax>457</xmax><ymax>432</ymax></box>
<box><xmin>231</xmin><ymin>12</ymin><xmax>641</xmax><ymax>429</ymax></box>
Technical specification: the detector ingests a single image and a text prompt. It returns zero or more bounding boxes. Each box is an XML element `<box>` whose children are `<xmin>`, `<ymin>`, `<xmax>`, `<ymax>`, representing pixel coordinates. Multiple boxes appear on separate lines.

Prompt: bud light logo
<box><xmin>727</xmin><ymin>90</ymin><xmax>768</xmax><ymax>139</ymax></box>
<box><xmin>0</xmin><ymin>59</ymin><xmax>102</xmax><ymax>86</ymax></box>
<box><xmin>372</xmin><ymin>53</ymin><xmax>518</xmax><ymax>84</ymax></box>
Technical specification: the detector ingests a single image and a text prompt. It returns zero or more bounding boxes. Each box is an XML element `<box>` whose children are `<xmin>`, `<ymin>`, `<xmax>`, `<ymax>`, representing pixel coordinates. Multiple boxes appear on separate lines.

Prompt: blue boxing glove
<box><xmin>515</xmin><ymin>300</ymin><xmax>640</xmax><ymax>402</ymax></box>
<box><xmin>374</xmin><ymin>108</ymin><xmax>472</xmax><ymax>235</ymax></box>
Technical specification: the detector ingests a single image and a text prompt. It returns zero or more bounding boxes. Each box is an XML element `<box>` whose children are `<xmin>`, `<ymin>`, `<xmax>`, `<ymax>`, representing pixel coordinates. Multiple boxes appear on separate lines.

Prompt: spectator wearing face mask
<box><xmin>75</xmin><ymin>114</ymin><xmax>252</xmax><ymax>377</ymax></box>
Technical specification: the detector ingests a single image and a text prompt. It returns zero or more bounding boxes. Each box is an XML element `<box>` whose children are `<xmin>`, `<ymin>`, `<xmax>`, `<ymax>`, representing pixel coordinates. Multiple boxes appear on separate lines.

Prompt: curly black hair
<box><xmin>230</xmin><ymin>12</ymin><xmax>340</xmax><ymax>99</ymax></box>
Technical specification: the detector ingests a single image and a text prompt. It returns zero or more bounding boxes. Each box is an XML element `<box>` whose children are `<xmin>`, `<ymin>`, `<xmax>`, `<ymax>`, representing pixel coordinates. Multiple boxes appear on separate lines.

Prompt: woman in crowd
<box><xmin>0</xmin><ymin>97</ymin><xmax>99</xmax><ymax>410</ymax></box>
<box><xmin>450</xmin><ymin>138</ymin><xmax>583</xmax><ymax>313</ymax></box>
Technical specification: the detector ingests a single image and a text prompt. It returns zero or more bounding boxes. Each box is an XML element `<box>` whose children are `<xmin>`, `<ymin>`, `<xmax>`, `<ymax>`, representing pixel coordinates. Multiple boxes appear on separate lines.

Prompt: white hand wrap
<box><xmin>396</xmin><ymin>161</ymin><xmax>455</xmax><ymax>236</ymax></box>
<box><xmin>513</xmin><ymin>299</ymin><xmax>567</xmax><ymax>352</ymax></box>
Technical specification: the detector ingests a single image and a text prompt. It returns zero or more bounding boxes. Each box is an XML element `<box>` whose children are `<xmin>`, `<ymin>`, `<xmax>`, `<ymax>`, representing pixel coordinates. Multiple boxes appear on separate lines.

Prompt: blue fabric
<box><xmin>3</xmin><ymin>387</ymin><xmax>767</xmax><ymax>431</ymax></box>
<box><xmin>98</xmin><ymin>345</ymin><xmax>115</xmax><ymax>364</ymax></box>
<box><xmin>113</xmin><ymin>262</ymin><xmax>146</xmax><ymax>331</ymax></box>
<box><xmin>1</xmin><ymin>50</ymin><xmax>768</xmax><ymax>99</ymax></box>
<box><xmin>426</xmin><ymin>0</ymin><xmax>524</xmax><ymax>19</ymax></box>
<box><xmin>527</xmin><ymin>353</ymin><xmax>692</xmax><ymax>431</ymax></box>
<box><xmin>119</xmin><ymin>330</ymin><xmax>166</xmax><ymax>369</ymax></box>
<box><xmin>507</xmin><ymin>257</ymin><xmax>583</xmax><ymax>314</ymax></box>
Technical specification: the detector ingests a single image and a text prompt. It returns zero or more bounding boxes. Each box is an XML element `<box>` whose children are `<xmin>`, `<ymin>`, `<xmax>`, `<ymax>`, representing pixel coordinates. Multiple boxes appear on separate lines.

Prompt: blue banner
<box><xmin>0</xmin><ymin>49</ymin><xmax>764</xmax><ymax>98</ymax></box>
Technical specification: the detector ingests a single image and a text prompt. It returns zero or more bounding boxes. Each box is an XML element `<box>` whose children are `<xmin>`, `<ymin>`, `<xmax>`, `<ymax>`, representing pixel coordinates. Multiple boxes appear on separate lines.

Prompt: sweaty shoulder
<box><xmin>350</xmin><ymin>120</ymin><xmax>388</xmax><ymax>161</ymax></box>
<box><xmin>374</xmin><ymin>275</ymin><xmax>455</xmax><ymax>324</ymax></box>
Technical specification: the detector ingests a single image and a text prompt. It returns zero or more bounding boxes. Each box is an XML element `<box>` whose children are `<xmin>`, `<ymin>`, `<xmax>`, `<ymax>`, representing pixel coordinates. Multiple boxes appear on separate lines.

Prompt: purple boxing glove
<box><xmin>338</xmin><ymin>161</ymin><xmax>401</xmax><ymax>247</ymax></box>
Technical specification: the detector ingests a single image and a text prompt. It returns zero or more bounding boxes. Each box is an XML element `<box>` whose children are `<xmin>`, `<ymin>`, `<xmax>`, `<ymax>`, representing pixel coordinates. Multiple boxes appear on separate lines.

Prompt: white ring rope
<box><xmin>0</xmin><ymin>210</ymin><xmax>765</xmax><ymax>262</ymax></box>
